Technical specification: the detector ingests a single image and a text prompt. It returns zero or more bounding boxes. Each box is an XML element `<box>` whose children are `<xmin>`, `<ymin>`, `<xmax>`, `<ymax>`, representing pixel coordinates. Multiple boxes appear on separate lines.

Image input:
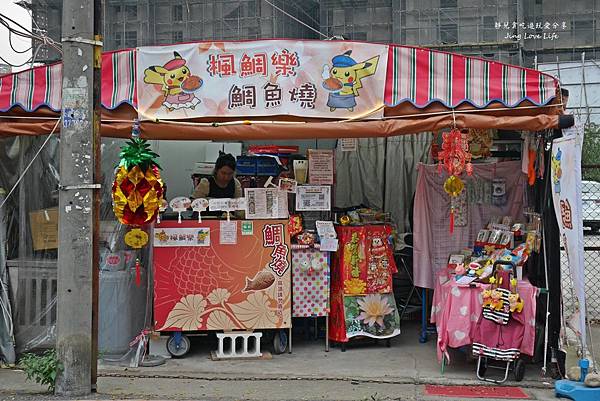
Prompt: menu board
<box><xmin>308</xmin><ymin>149</ymin><xmax>334</xmax><ymax>185</ymax></box>
<box><xmin>245</xmin><ymin>188</ymin><xmax>289</xmax><ymax>219</ymax></box>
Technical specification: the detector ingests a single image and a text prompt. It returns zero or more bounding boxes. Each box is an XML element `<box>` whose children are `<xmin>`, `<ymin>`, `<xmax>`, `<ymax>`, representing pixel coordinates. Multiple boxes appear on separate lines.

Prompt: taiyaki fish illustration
<box><xmin>242</xmin><ymin>269</ymin><xmax>275</xmax><ymax>292</ymax></box>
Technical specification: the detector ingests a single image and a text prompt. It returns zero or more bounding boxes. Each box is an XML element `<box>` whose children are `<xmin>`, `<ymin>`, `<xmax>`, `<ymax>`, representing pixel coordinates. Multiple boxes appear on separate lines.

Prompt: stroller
<box><xmin>472</xmin><ymin>260</ymin><xmax>527</xmax><ymax>383</ymax></box>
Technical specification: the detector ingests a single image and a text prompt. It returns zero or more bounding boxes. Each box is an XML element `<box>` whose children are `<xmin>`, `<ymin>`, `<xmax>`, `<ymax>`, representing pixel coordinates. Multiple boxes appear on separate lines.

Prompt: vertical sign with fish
<box><xmin>153</xmin><ymin>220</ymin><xmax>291</xmax><ymax>332</ymax></box>
<box><xmin>136</xmin><ymin>40</ymin><xmax>388</xmax><ymax>120</ymax></box>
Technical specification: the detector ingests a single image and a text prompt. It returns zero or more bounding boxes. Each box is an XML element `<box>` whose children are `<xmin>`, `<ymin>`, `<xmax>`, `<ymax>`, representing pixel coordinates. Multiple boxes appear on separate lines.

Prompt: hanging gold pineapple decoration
<box><xmin>112</xmin><ymin>120</ymin><xmax>164</xmax><ymax>228</ymax></box>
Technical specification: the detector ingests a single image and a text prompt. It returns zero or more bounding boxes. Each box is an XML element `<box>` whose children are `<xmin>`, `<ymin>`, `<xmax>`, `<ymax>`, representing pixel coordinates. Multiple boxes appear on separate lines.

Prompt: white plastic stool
<box><xmin>215</xmin><ymin>332</ymin><xmax>262</xmax><ymax>359</ymax></box>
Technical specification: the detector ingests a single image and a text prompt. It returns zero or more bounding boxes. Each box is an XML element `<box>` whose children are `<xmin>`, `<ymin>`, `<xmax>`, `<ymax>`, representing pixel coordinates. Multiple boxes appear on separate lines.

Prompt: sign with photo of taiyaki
<box><xmin>169</xmin><ymin>196</ymin><xmax>191</xmax><ymax>223</ymax></box>
<box><xmin>191</xmin><ymin>198</ymin><xmax>209</xmax><ymax>223</ymax></box>
<box><xmin>169</xmin><ymin>196</ymin><xmax>192</xmax><ymax>212</ymax></box>
<box><xmin>157</xmin><ymin>198</ymin><xmax>169</xmax><ymax>223</ymax></box>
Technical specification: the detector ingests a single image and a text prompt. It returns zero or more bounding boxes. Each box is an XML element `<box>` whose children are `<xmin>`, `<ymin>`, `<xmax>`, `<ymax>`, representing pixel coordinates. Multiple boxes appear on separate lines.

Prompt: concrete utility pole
<box><xmin>56</xmin><ymin>0</ymin><xmax>102</xmax><ymax>396</ymax></box>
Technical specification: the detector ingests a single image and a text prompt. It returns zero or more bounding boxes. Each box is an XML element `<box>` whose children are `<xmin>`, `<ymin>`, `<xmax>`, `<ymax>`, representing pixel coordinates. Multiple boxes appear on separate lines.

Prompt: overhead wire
<box><xmin>262</xmin><ymin>0</ymin><xmax>328</xmax><ymax>39</ymax></box>
<box><xmin>0</xmin><ymin>119</ymin><xmax>60</xmax><ymax>211</ymax></box>
<box><xmin>0</xmin><ymin>11</ymin><xmax>62</xmax><ymax>68</ymax></box>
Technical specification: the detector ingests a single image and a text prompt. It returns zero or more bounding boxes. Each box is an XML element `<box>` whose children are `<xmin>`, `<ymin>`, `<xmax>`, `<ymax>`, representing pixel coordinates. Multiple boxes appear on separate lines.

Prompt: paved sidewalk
<box><xmin>0</xmin><ymin>368</ymin><xmax>558</xmax><ymax>401</ymax></box>
<box><xmin>0</xmin><ymin>322</ymin><xmax>563</xmax><ymax>401</ymax></box>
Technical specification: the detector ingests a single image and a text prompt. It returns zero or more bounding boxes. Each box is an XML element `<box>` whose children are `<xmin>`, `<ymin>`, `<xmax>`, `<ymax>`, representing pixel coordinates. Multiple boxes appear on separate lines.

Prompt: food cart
<box><xmin>152</xmin><ymin>219</ymin><xmax>291</xmax><ymax>356</ymax></box>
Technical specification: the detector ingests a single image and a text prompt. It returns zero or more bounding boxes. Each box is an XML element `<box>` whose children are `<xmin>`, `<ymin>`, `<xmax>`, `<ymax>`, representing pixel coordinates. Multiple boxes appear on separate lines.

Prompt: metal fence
<box><xmin>561</xmin><ymin>127</ymin><xmax>600</xmax><ymax>321</ymax></box>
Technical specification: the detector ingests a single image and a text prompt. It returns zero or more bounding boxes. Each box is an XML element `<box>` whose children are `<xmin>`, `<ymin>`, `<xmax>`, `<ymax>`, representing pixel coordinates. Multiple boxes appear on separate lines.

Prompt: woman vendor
<box><xmin>192</xmin><ymin>153</ymin><xmax>243</xmax><ymax>207</ymax></box>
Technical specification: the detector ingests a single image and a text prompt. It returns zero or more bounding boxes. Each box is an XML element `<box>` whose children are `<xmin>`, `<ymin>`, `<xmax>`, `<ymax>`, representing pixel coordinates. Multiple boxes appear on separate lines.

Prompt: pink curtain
<box><xmin>413</xmin><ymin>161</ymin><xmax>525</xmax><ymax>289</ymax></box>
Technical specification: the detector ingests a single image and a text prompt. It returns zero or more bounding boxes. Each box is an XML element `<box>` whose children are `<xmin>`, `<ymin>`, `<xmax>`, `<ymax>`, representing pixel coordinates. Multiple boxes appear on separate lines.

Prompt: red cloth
<box><xmin>329</xmin><ymin>224</ymin><xmax>397</xmax><ymax>343</ymax></box>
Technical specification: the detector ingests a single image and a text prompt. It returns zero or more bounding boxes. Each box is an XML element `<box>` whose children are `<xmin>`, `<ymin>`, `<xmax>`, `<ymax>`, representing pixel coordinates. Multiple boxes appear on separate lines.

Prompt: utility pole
<box><xmin>56</xmin><ymin>0</ymin><xmax>102</xmax><ymax>396</ymax></box>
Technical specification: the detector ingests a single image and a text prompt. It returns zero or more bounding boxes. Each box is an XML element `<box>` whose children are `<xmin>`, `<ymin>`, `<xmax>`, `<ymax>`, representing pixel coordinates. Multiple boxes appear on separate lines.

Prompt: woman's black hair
<box><xmin>214</xmin><ymin>152</ymin><xmax>237</xmax><ymax>173</ymax></box>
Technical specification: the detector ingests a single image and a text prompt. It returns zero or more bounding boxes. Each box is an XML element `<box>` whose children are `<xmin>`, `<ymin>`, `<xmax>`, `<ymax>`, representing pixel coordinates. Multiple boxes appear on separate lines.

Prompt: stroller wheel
<box><xmin>477</xmin><ymin>358</ymin><xmax>487</xmax><ymax>377</ymax></box>
<box><xmin>514</xmin><ymin>359</ymin><xmax>526</xmax><ymax>381</ymax></box>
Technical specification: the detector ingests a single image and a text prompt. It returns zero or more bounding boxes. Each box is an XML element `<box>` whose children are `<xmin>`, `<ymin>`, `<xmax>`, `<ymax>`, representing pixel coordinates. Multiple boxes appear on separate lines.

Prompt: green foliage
<box><xmin>119</xmin><ymin>138</ymin><xmax>161</xmax><ymax>171</ymax></box>
<box><xmin>19</xmin><ymin>349</ymin><xmax>62</xmax><ymax>392</ymax></box>
<box><xmin>583</xmin><ymin>123</ymin><xmax>600</xmax><ymax>183</ymax></box>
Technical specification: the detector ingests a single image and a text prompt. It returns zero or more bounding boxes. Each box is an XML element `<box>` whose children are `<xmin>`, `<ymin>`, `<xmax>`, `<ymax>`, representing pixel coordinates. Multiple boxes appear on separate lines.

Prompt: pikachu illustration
<box><xmin>321</xmin><ymin>50</ymin><xmax>379</xmax><ymax>112</ymax></box>
<box><xmin>143</xmin><ymin>51</ymin><xmax>203</xmax><ymax>112</ymax></box>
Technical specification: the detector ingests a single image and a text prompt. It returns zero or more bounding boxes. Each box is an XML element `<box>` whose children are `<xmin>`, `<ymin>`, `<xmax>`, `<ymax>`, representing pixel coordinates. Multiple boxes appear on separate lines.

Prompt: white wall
<box><xmin>151</xmin><ymin>140</ymin><xmax>209</xmax><ymax>198</ymax></box>
<box><xmin>150</xmin><ymin>139</ymin><xmax>338</xmax><ymax>198</ymax></box>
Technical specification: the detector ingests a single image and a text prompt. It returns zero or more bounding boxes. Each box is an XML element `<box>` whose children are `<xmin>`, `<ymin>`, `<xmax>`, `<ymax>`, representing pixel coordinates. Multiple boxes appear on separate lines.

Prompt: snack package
<box><xmin>448</xmin><ymin>254</ymin><xmax>465</xmax><ymax>269</ymax></box>
<box><xmin>476</xmin><ymin>229</ymin><xmax>491</xmax><ymax>244</ymax></box>
<box><xmin>499</xmin><ymin>231</ymin><xmax>514</xmax><ymax>248</ymax></box>
<box><xmin>288</xmin><ymin>214</ymin><xmax>303</xmax><ymax>238</ymax></box>
<box><xmin>488</xmin><ymin>229</ymin><xmax>503</xmax><ymax>245</ymax></box>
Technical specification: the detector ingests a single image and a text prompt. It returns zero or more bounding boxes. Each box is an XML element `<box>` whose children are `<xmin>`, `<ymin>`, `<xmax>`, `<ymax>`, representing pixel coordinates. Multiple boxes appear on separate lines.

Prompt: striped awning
<box><xmin>101</xmin><ymin>49</ymin><xmax>136</xmax><ymax>110</ymax></box>
<box><xmin>0</xmin><ymin>43</ymin><xmax>558</xmax><ymax>114</ymax></box>
<box><xmin>384</xmin><ymin>45</ymin><xmax>558</xmax><ymax>108</ymax></box>
<box><xmin>0</xmin><ymin>49</ymin><xmax>136</xmax><ymax>112</ymax></box>
<box><xmin>0</xmin><ymin>63</ymin><xmax>62</xmax><ymax>112</ymax></box>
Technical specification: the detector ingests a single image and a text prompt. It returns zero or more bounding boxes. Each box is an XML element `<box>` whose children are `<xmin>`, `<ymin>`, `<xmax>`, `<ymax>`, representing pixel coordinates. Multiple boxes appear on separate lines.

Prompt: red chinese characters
<box><xmin>263</xmin><ymin>224</ymin><xmax>284</xmax><ymax>247</ymax></box>
<box><xmin>240</xmin><ymin>53</ymin><xmax>268</xmax><ymax>77</ymax></box>
<box><xmin>207</xmin><ymin>53</ymin><xmax>237</xmax><ymax>77</ymax></box>
<box><xmin>271</xmin><ymin>49</ymin><xmax>299</xmax><ymax>77</ymax></box>
<box><xmin>263</xmin><ymin>224</ymin><xmax>289</xmax><ymax>277</ymax></box>
<box><xmin>560</xmin><ymin>199</ymin><xmax>573</xmax><ymax>230</ymax></box>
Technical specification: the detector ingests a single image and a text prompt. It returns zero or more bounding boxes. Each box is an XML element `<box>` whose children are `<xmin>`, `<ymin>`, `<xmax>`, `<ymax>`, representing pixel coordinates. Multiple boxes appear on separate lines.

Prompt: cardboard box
<box><xmin>29</xmin><ymin>207</ymin><xmax>58</xmax><ymax>251</ymax></box>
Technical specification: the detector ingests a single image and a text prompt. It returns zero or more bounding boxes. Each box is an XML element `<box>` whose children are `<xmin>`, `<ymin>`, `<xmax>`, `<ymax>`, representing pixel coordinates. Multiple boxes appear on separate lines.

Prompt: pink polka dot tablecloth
<box><xmin>431</xmin><ymin>273</ymin><xmax>537</xmax><ymax>363</ymax></box>
<box><xmin>292</xmin><ymin>248</ymin><xmax>330</xmax><ymax>318</ymax></box>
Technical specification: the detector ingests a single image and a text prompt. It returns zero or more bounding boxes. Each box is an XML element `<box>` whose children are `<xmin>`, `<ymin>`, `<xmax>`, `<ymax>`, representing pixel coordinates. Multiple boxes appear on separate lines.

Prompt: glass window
<box><xmin>173</xmin><ymin>5</ymin><xmax>183</xmax><ymax>22</ymax></box>
<box><xmin>113</xmin><ymin>31</ymin><xmax>123</xmax><ymax>49</ymax></box>
<box><xmin>440</xmin><ymin>23</ymin><xmax>458</xmax><ymax>44</ymax></box>
<box><xmin>572</xmin><ymin>19</ymin><xmax>595</xmax><ymax>46</ymax></box>
<box><xmin>124</xmin><ymin>30</ymin><xmax>137</xmax><ymax>48</ymax></box>
<box><xmin>483</xmin><ymin>16</ymin><xmax>496</xmax><ymax>42</ymax></box>
<box><xmin>172</xmin><ymin>31</ymin><xmax>183</xmax><ymax>43</ymax></box>
<box><xmin>440</xmin><ymin>0</ymin><xmax>457</xmax><ymax>8</ymax></box>
<box><xmin>125</xmin><ymin>5</ymin><xmax>137</xmax><ymax>20</ymax></box>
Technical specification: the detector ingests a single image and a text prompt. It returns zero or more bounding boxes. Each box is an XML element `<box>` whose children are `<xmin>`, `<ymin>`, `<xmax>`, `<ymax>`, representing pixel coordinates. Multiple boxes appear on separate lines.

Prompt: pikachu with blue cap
<box><xmin>322</xmin><ymin>50</ymin><xmax>380</xmax><ymax>112</ymax></box>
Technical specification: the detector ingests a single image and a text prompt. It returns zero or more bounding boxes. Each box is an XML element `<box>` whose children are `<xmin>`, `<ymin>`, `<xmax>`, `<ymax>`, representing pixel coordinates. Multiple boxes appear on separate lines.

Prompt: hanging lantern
<box><xmin>112</xmin><ymin>121</ymin><xmax>165</xmax><ymax>227</ymax></box>
<box><xmin>437</xmin><ymin>128</ymin><xmax>473</xmax><ymax>233</ymax></box>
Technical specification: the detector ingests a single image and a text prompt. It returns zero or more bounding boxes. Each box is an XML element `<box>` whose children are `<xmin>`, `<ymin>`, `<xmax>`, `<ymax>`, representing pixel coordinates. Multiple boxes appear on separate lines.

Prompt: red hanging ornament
<box><xmin>135</xmin><ymin>258</ymin><xmax>141</xmax><ymax>287</ymax></box>
<box><xmin>437</xmin><ymin>128</ymin><xmax>474</xmax><ymax>234</ymax></box>
<box><xmin>437</xmin><ymin>128</ymin><xmax>473</xmax><ymax>177</ymax></box>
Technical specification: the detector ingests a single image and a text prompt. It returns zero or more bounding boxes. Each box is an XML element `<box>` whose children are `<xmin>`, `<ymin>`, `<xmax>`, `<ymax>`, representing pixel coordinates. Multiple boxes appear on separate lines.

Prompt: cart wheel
<box><xmin>166</xmin><ymin>333</ymin><xmax>191</xmax><ymax>358</ymax></box>
<box><xmin>273</xmin><ymin>330</ymin><xmax>288</xmax><ymax>355</ymax></box>
<box><xmin>514</xmin><ymin>359</ymin><xmax>526</xmax><ymax>382</ymax></box>
<box><xmin>477</xmin><ymin>358</ymin><xmax>487</xmax><ymax>377</ymax></box>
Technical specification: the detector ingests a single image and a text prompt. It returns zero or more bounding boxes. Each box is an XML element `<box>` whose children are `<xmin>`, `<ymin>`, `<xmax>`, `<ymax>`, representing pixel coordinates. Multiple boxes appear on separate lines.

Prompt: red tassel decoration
<box><xmin>449</xmin><ymin>208</ymin><xmax>455</xmax><ymax>234</ymax></box>
<box><xmin>135</xmin><ymin>258</ymin><xmax>141</xmax><ymax>287</ymax></box>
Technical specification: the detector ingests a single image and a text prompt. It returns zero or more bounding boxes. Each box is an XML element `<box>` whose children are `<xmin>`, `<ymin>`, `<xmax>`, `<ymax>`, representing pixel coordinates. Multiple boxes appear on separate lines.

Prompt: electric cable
<box><xmin>0</xmin><ymin>119</ymin><xmax>60</xmax><ymax>211</ymax></box>
<box><xmin>262</xmin><ymin>0</ymin><xmax>328</xmax><ymax>39</ymax></box>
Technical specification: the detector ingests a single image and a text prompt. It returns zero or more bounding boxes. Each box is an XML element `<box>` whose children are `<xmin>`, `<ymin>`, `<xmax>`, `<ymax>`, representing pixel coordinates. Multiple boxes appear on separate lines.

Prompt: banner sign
<box><xmin>551</xmin><ymin>124</ymin><xmax>586</xmax><ymax>348</ymax></box>
<box><xmin>154</xmin><ymin>227</ymin><xmax>210</xmax><ymax>247</ymax></box>
<box><xmin>136</xmin><ymin>40</ymin><xmax>387</xmax><ymax>120</ymax></box>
